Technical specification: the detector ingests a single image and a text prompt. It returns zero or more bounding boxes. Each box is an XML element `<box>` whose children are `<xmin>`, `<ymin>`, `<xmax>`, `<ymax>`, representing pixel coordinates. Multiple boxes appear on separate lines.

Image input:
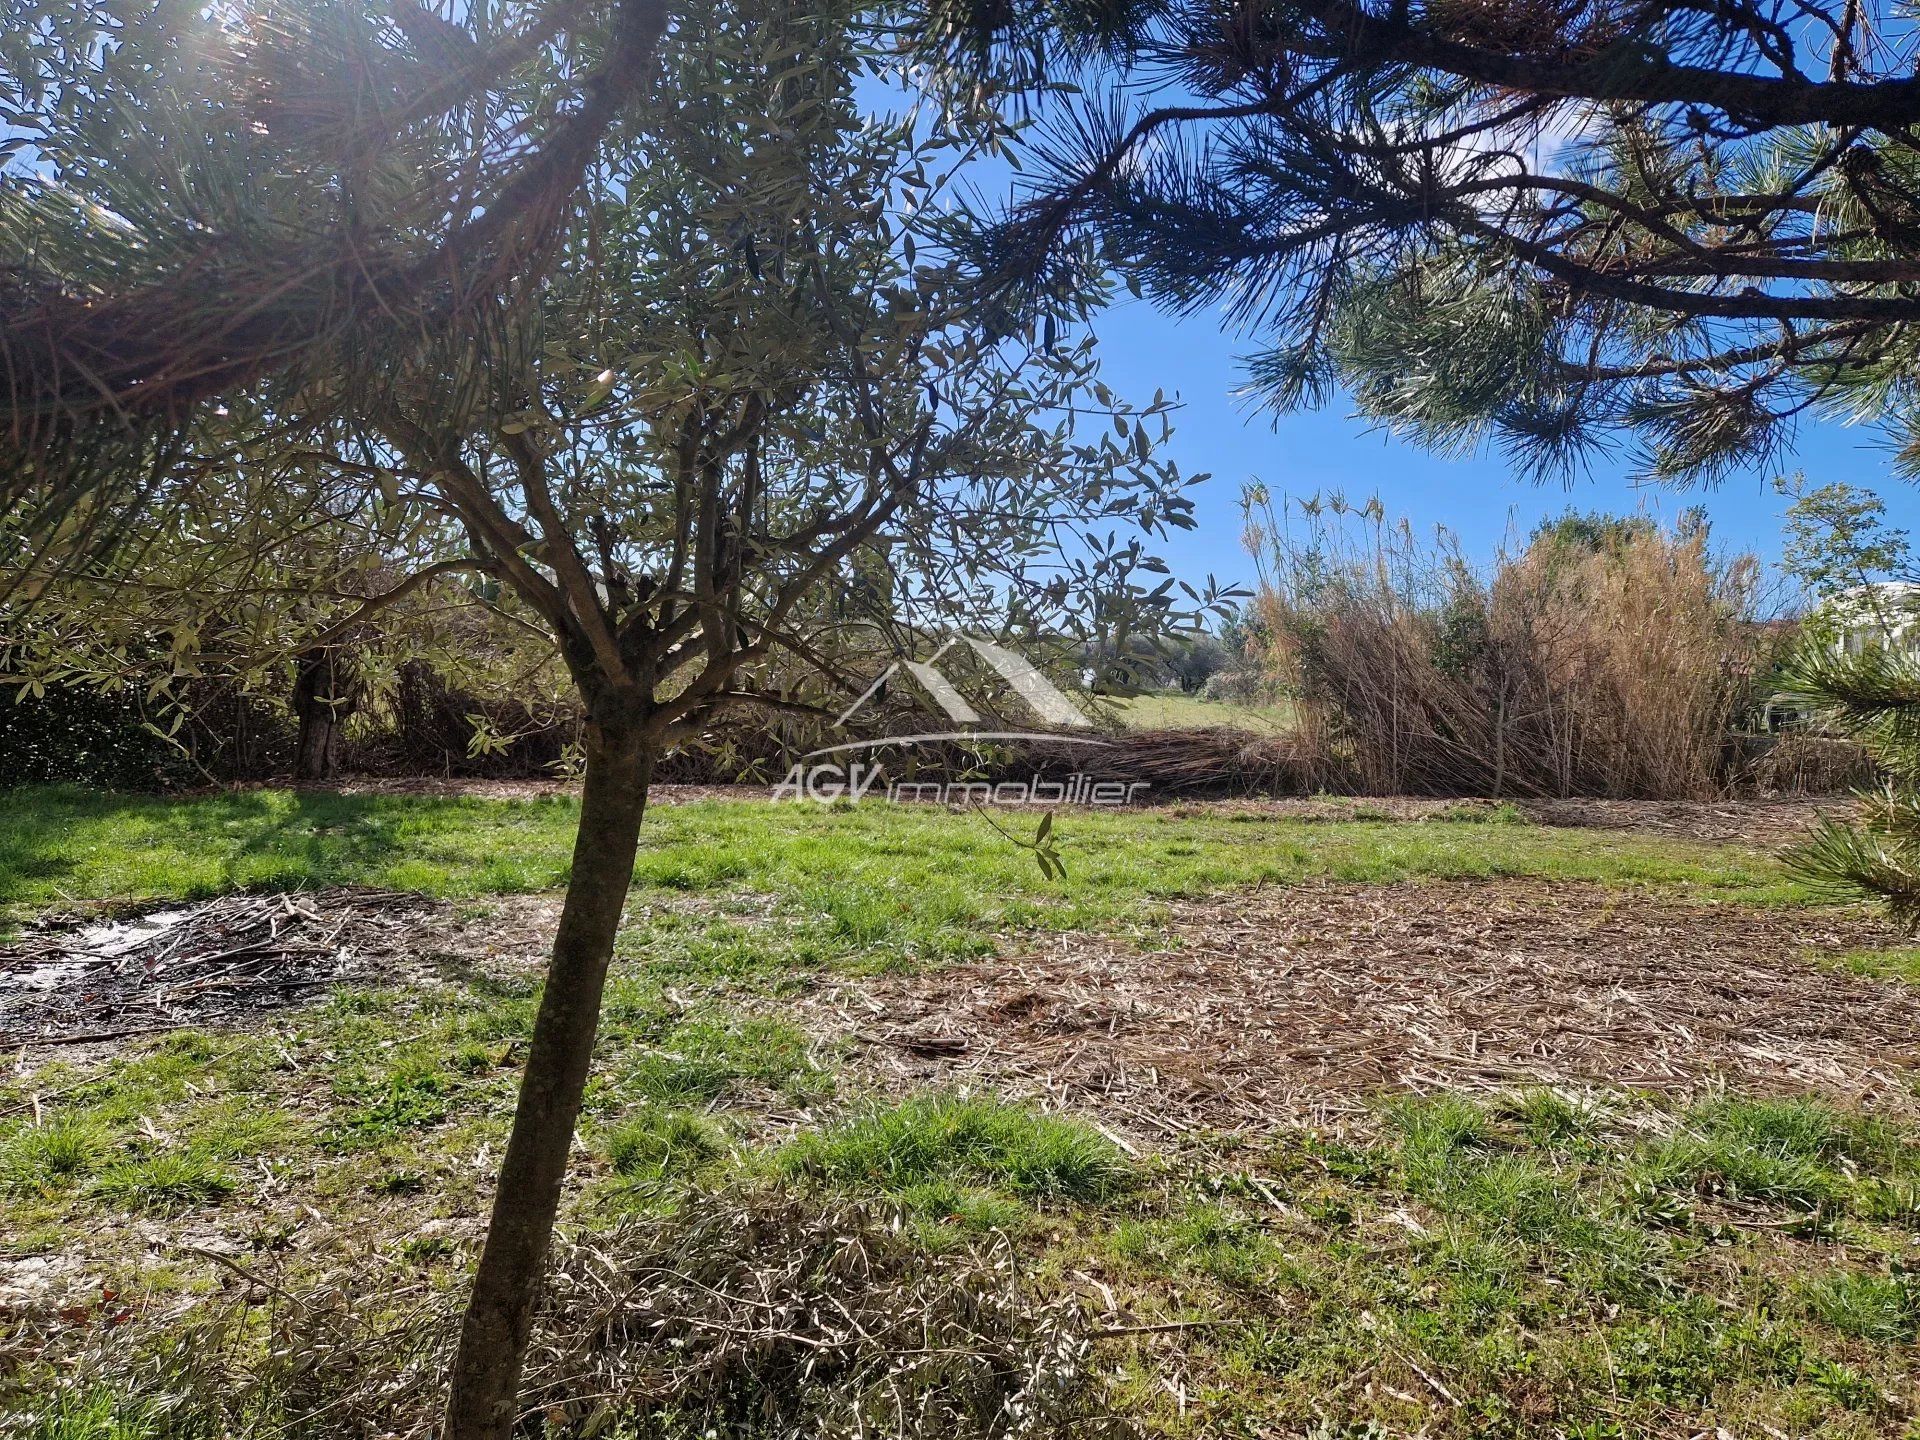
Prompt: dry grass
<box><xmin>798</xmin><ymin>878</ymin><xmax>1920</xmax><ymax>1136</ymax></box>
<box><xmin>1103</xmin><ymin>692</ymin><xmax>1294</xmax><ymax>735</ymax></box>
<box><xmin>24</xmin><ymin>1192</ymin><xmax>1128</xmax><ymax>1440</ymax></box>
<box><xmin>1249</xmin><ymin>505</ymin><xmax>1778</xmax><ymax>797</ymax></box>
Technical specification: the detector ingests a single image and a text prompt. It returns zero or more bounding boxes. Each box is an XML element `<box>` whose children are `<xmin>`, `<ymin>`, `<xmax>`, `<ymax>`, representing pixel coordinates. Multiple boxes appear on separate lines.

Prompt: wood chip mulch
<box><xmin>800</xmin><ymin>879</ymin><xmax>1920</xmax><ymax>1136</ymax></box>
<box><xmin>1155</xmin><ymin>796</ymin><xmax>1850</xmax><ymax>849</ymax></box>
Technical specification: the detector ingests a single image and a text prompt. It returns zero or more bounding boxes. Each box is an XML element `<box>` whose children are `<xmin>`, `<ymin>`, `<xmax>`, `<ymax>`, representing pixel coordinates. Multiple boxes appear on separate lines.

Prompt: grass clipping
<box><xmin>30</xmin><ymin>1192</ymin><xmax>1128</xmax><ymax>1440</ymax></box>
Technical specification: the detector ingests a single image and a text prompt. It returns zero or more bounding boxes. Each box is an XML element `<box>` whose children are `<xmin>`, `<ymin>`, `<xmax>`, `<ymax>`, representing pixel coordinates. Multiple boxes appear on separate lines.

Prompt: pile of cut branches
<box><xmin>0</xmin><ymin>889</ymin><xmax>424</xmax><ymax>1045</ymax></box>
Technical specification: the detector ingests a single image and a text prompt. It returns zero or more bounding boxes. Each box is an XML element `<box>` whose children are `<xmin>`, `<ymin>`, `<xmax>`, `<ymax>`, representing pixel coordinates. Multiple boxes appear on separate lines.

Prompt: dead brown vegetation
<box><xmin>0</xmin><ymin>890</ymin><xmax>431</xmax><ymax>1047</ymax></box>
<box><xmin>1248</xmin><ymin>503</ymin><xmax>1784</xmax><ymax>798</ymax></box>
<box><xmin>29</xmin><ymin>1194</ymin><xmax>1126</xmax><ymax>1440</ymax></box>
<box><xmin>799</xmin><ymin>879</ymin><xmax>1920</xmax><ymax>1136</ymax></box>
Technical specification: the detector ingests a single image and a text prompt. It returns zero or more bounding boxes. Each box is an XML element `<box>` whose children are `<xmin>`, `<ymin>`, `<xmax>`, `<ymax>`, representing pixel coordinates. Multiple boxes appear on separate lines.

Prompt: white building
<box><xmin>1826</xmin><ymin>581</ymin><xmax>1920</xmax><ymax>655</ymax></box>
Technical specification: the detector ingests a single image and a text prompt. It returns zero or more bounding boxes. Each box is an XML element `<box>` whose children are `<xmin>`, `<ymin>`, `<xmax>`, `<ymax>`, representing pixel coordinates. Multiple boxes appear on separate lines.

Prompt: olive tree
<box><xmin>364</xmin><ymin>12</ymin><xmax>1208</xmax><ymax>1424</ymax></box>
<box><xmin>4</xmin><ymin>4</ymin><xmax>1213</xmax><ymax>1434</ymax></box>
<box><xmin>0</xmin><ymin>413</ymin><xmax>559</xmax><ymax>781</ymax></box>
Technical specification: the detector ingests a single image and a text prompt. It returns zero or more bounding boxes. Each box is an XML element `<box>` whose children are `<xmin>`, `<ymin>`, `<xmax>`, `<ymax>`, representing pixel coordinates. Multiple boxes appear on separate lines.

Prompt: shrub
<box><xmin>0</xmin><ymin>679</ymin><xmax>186</xmax><ymax>789</ymax></box>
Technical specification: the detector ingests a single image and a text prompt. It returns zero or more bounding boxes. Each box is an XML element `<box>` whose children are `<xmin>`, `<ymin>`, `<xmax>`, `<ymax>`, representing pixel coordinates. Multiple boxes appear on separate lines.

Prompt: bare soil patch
<box><xmin>801</xmin><ymin>879</ymin><xmax>1920</xmax><ymax>1135</ymax></box>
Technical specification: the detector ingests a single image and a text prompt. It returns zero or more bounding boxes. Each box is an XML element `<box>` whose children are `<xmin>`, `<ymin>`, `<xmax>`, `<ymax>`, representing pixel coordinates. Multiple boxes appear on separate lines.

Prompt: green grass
<box><xmin>0</xmin><ymin>785</ymin><xmax>587</xmax><ymax>911</ymax></box>
<box><xmin>1496</xmin><ymin>1087</ymin><xmax>1608</xmax><ymax>1146</ymax></box>
<box><xmin>1085</xmin><ymin>1092</ymin><xmax>1920</xmax><ymax>1435</ymax></box>
<box><xmin>1623</xmin><ymin>1095</ymin><xmax>1911</xmax><ymax>1213</ymax></box>
<box><xmin>1824</xmin><ymin>944</ymin><xmax>1920</xmax><ymax>984</ymax></box>
<box><xmin>598</xmin><ymin>1008</ymin><xmax>830</xmax><ymax>1103</ymax></box>
<box><xmin>0</xmin><ymin>964</ymin><xmax>833</xmax><ymax>1263</ymax></box>
<box><xmin>7</xmin><ymin>1020</ymin><xmax>1919</xmax><ymax>1436</ymax></box>
<box><xmin>1</xmin><ymin>787</ymin><xmax>1908</xmax><ymax>1436</ymax></box>
<box><xmin>1</xmin><ymin>785</ymin><xmax>1811</xmax><ymax>944</ymax></box>
<box><xmin>0</xmin><ymin>1116</ymin><xmax>110</xmax><ymax>1194</ymax></box>
<box><xmin>603</xmin><ymin>1108</ymin><xmax>726</xmax><ymax>1181</ymax></box>
<box><xmin>19</xmin><ymin>1390</ymin><xmax>161</xmax><ymax>1440</ymax></box>
<box><xmin>1800</xmin><ymin>1271</ymin><xmax>1920</xmax><ymax>1343</ymax></box>
<box><xmin>91</xmin><ymin>1153</ymin><xmax>236</xmax><ymax>1214</ymax></box>
<box><xmin>780</xmin><ymin>1093</ymin><xmax>1132</xmax><ymax>1206</ymax></box>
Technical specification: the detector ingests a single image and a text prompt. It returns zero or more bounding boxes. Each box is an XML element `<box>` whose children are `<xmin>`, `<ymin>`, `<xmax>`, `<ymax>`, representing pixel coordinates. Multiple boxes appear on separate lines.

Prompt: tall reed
<box><xmin>1245</xmin><ymin>496</ymin><xmax>1768</xmax><ymax>798</ymax></box>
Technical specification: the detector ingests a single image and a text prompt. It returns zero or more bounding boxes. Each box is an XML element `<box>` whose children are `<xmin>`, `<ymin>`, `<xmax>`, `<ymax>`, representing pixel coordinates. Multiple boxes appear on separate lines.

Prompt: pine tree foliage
<box><xmin>928</xmin><ymin>0</ymin><xmax>1920</xmax><ymax>484</ymax></box>
<box><xmin>1778</xmin><ymin>491</ymin><xmax>1920</xmax><ymax>926</ymax></box>
<box><xmin>1782</xmin><ymin>776</ymin><xmax>1920</xmax><ymax>926</ymax></box>
<box><xmin>1781</xmin><ymin>642</ymin><xmax>1920</xmax><ymax>775</ymax></box>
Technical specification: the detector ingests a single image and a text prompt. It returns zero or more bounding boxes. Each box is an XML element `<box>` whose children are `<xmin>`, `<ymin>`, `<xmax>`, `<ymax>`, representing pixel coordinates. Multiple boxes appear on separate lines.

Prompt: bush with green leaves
<box><xmin>0</xmin><ymin>679</ymin><xmax>181</xmax><ymax>789</ymax></box>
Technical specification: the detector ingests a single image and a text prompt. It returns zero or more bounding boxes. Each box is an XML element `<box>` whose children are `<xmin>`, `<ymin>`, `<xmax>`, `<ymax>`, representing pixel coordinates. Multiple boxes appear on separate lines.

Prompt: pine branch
<box><xmin>1786</xmin><ymin>809</ymin><xmax>1920</xmax><ymax>929</ymax></box>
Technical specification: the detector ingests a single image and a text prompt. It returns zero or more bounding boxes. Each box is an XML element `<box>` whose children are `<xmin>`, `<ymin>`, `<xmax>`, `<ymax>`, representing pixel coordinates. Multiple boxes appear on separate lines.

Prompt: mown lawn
<box><xmin>1</xmin><ymin>783</ymin><xmax>1806</xmax><ymax>938</ymax></box>
<box><xmin>3</xmin><ymin>788</ymin><xmax>1914</xmax><ymax>1438</ymax></box>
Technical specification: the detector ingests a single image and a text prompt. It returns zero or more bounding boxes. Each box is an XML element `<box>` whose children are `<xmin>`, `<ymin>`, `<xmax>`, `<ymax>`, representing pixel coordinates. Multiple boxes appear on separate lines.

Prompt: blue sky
<box><xmin>878</xmin><ymin>74</ymin><xmax>1920</xmax><ymax>607</ymax></box>
<box><xmin>1085</xmin><ymin>293</ymin><xmax>1920</xmax><ymax>604</ymax></box>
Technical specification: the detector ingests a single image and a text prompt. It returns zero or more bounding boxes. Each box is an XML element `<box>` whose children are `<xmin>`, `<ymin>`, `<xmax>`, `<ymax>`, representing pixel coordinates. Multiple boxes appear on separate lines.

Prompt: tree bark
<box><xmin>441</xmin><ymin>711</ymin><xmax>653</xmax><ymax>1439</ymax></box>
<box><xmin>292</xmin><ymin>646</ymin><xmax>354</xmax><ymax>782</ymax></box>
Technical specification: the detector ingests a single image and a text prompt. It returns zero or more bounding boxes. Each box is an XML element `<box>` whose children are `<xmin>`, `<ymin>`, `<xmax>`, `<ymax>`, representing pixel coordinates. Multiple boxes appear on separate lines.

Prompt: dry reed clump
<box><xmin>1247</xmin><ymin>501</ymin><xmax>1772</xmax><ymax>798</ymax></box>
<box><xmin>1736</xmin><ymin>730</ymin><xmax>1878</xmax><ymax>796</ymax></box>
<box><xmin>21</xmin><ymin>1192</ymin><xmax>1127</xmax><ymax>1440</ymax></box>
<box><xmin>990</xmin><ymin>726</ymin><xmax>1314</xmax><ymax>795</ymax></box>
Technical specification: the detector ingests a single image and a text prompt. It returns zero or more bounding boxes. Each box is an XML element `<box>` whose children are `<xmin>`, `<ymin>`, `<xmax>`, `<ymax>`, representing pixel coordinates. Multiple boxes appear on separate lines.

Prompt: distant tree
<box><xmin>1531</xmin><ymin>511</ymin><xmax>1663</xmax><ymax>556</ymax></box>
<box><xmin>1165</xmin><ymin>632</ymin><xmax>1229</xmax><ymax>693</ymax></box>
<box><xmin>1779</xmin><ymin>473</ymin><xmax>1914</xmax><ymax>601</ymax></box>
<box><xmin>1216</xmin><ymin>601</ymin><xmax>1267</xmax><ymax>664</ymax></box>
<box><xmin>1777</xmin><ymin>476</ymin><xmax>1920</xmax><ymax>924</ymax></box>
<box><xmin>929</xmin><ymin>0</ymin><xmax>1920</xmax><ymax>483</ymax></box>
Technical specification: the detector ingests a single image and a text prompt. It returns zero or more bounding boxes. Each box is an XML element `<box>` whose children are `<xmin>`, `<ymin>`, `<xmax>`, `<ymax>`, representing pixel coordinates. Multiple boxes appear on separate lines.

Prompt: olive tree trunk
<box><xmin>441</xmin><ymin>712</ymin><xmax>653</xmax><ymax>1439</ymax></box>
<box><xmin>292</xmin><ymin>646</ymin><xmax>353</xmax><ymax>782</ymax></box>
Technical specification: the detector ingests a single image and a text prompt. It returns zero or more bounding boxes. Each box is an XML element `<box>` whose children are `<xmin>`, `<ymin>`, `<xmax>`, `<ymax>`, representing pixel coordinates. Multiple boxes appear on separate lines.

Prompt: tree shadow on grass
<box><xmin>0</xmin><ymin>787</ymin><xmax>430</xmax><ymax>909</ymax></box>
<box><xmin>203</xmin><ymin>793</ymin><xmax>416</xmax><ymax>891</ymax></box>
